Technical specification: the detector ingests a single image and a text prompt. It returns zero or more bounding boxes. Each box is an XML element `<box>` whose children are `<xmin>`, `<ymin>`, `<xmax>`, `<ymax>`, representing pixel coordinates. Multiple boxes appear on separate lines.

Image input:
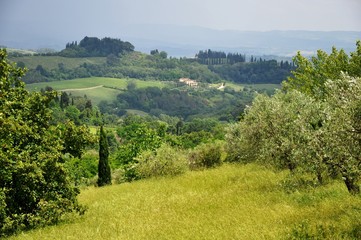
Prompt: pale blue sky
<box><xmin>1</xmin><ymin>0</ymin><xmax>360</xmax><ymax>34</ymax></box>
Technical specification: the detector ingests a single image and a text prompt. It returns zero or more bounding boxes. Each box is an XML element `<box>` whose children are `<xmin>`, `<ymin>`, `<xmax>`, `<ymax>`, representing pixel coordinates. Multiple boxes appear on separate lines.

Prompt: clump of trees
<box><xmin>209</xmin><ymin>59</ymin><xmax>294</xmax><ymax>84</ymax></box>
<box><xmin>226</xmin><ymin>41</ymin><xmax>361</xmax><ymax>194</ymax></box>
<box><xmin>0</xmin><ymin>49</ymin><xmax>86</xmax><ymax>236</ymax></box>
<box><xmin>195</xmin><ymin>49</ymin><xmax>294</xmax><ymax>84</ymax></box>
<box><xmin>59</xmin><ymin>36</ymin><xmax>134</xmax><ymax>57</ymax></box>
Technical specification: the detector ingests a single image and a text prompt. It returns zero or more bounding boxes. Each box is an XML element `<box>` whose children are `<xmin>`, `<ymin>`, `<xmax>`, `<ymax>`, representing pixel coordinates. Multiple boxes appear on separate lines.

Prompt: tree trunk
<box><xmin>343</xmin><ymin>175</ymin><xmax>360</xmax><ymax>194</ymax></box>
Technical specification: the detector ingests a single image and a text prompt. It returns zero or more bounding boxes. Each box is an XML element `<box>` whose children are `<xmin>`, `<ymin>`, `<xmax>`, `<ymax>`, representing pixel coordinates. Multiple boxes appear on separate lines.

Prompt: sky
<box><xmin>1</xmin><ymin>0</ymin><xmax>360</xmax><ymax>34</ymax></box>
<box><xmin>0</xmin><ymin>0</ymin><xmax>360</xmax><ymax>52</ymax></box>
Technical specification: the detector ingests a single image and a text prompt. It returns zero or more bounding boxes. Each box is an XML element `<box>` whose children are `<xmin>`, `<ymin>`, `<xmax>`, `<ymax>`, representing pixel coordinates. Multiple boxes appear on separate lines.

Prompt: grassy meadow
<box><xmin>7</xmin><ymin>164</ymin><xmax>361</xmax><ymax>240</ymax></box>
<box><xmin>26</xmin><ymin>77</ymin><xmax>170</xmax><ymax>105</ymax></box>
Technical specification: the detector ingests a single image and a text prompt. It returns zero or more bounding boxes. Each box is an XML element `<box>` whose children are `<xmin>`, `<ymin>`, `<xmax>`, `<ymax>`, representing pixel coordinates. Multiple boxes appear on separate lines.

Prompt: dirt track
<box><xmin>60</xmin><ymin>85</ymin><xmax>103</xmax><ymax>91</ymax></box>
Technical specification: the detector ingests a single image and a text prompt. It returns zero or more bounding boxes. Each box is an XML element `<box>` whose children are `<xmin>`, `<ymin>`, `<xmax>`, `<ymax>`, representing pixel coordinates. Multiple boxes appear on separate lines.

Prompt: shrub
<box><xmin>188</xmin><ymin>141</ymin><xmax>224</xmax><ymax>170</ymax></box>
<box><xmin>224</xmin><ymin>123</ymin><xmax>245</xmax><ymax>163</ymax></box>
<box><xmin>136</xmin><ymin>144</ymin><xmax>188</xmax><ymax>178</ymax></box>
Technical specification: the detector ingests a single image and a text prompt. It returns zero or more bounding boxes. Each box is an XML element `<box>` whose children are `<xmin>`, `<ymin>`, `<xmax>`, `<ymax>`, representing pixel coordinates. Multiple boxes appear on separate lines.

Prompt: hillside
<box><xmin>9</xmin><ymin>55</ymin><xmax>106</xmax><ymax>70</ymax></box>
<box><xmin>26</xmin><ymin>77</ymin><xmax>169</xmax><ymax>105</ymax></box>
<box><xmin>6</xmin><ymin>164</ymin><xmax>361</xmax><ymax>240</ymax></box>
<box><xmin>7</xmin><ymin>36</ymin><xmax>294</xmax><ymax>85</ymax></box>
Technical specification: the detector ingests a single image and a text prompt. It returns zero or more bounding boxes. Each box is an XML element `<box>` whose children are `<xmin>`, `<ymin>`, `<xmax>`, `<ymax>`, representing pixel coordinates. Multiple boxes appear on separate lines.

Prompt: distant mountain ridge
<box><xmin>1</xmin><ymin>24</ymin><xmax>360</xmax><ymax>57</ymax></box>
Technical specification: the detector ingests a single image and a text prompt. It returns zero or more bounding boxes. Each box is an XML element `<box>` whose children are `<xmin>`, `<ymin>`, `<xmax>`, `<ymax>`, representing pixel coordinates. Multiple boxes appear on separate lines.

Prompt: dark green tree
<box><xmin>0</xmin><ymin>49</ymin><xmax>84</xmax><ymax>236</ymax></box>
<box><xmin>97</xmin><ymin>125</ymin><xmax>111</xmax><ymax>186</ymax></box>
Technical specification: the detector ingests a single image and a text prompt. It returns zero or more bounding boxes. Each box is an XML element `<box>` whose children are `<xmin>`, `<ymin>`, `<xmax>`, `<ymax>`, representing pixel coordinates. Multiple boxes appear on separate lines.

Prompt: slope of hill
<box><xmin>9</xmin><ymin>56</ymin><xmax>106</xmax><ymax>70</ymax></box>
<box><xmin>26</xmin><ymin>77</ymin><xmax>169</xmax><ymax>105</ymax></box>
<box><xmin>6</xmin><ymin>164</ymin><xmax>361</xmax><ymax>240</ymax></box>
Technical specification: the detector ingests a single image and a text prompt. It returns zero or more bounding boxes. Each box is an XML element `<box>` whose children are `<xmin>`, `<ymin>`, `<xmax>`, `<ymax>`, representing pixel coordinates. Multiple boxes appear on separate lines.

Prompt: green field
<box><xmin>26</xmin><ymin>77</ymin><xmax>169</xmax><ymax>105</ymax></box>
<box><xmin>6</xmin><ymin>164</ymin><xmax>360</xmax><ymax>240</ymax></box>
<box><xmin>9</xmin><ymin>56</ymin><xmax>106</xmax><ymax>70</ymax></box>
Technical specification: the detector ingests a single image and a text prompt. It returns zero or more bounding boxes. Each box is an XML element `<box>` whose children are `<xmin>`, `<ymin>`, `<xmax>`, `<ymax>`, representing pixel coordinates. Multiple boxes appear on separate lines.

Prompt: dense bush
<box><xmin>135</xmin><ymin>144</ymin><xmax>188</xmax><ymax>178</ymax></box>
<box><xmin>64</xmin><ymin>152</ymin><xmax>98</xmax><ymax>186</ymax></box>
<box><xmin>188</xmin><ymin>141</ymin><xmax>224</xmax><ymax>170</ymax></box>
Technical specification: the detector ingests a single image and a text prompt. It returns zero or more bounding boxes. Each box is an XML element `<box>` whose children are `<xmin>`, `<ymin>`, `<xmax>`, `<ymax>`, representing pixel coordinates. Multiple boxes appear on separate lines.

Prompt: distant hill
<box><xmin>120</xmin><ymin>25</ymin><xmax>360</xmax><ymax>57</ymax></box>
<box><xmin>1</xmin><ymin>25</ymin><xmax>360</xmax><ymax>57</ymax></box>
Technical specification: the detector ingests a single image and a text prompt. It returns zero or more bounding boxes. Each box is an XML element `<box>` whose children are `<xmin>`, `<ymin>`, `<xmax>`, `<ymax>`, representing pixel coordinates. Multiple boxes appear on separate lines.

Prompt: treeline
<box><xmin>58</xmin><ymin>36</ymin><xmax>134</xmax><ymax>57</ymax></box>
<box><xmin>209</xmin><ymin>59</ymin><xmax>294</xmax><ymax>84</ymax></box>
<box><xmin>196</xmin><ymin>50</ymin><xmax>246</xmax><ymax>65</ymax></box>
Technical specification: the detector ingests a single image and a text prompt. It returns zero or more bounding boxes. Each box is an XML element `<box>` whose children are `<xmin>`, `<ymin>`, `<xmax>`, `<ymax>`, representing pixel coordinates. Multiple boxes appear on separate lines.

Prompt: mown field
<box><xmin>26</xmin><ymin>77</ymin><xmax>170</xmax><ymax>105</ymax></box>
<box><xmin>6</xmin><ymin>164</ymin><xmax>361</xmax><ymax>240</ymax></box>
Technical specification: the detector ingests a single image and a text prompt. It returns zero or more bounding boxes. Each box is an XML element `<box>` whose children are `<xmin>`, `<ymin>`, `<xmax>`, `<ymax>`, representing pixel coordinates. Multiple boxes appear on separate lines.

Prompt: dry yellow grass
<box><xmin>7</xmin><ymin>164</ymin><xmax>361</xmax><ymax>239</ymax></box>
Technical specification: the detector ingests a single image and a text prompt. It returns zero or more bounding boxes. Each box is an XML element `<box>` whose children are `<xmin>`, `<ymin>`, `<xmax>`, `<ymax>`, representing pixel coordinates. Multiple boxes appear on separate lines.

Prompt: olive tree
<box><xmin>321</xmin><ymin>74</ymin><xmax>361</xmax><ymax>194</ymax></box>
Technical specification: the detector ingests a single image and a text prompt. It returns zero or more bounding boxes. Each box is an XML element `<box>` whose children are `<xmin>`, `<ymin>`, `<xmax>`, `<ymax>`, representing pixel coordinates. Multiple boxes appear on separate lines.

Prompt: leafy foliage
<box><xmin>188</xmin><ymin>142</ymin><xmax>224</xmax><ymax>170</ymax></box>
<box><xmin>283</xmin><ymin>40</ymin><xmax>361</xmax><ymax>99</ymax></box>
<box><xmin>59</xmin><ymin>120</ymin><xmax>96</xmax><ymax>158</ymax></box>
<box><xmin>0</xmin><ymin>49</ymin><xmax>84</xmax><ymax>236</ymax></box>
<box><xmin>115</xmin><ymin>116</ymin><xmax>163</xmax><ymax>181</ymax></box>
<box><xmin>226</xmin><ymin>42</ymin><xmax>361</xmax><ymax>194</ymax></box>
<box><xmin>135</xmin><ymin>144</ymin><xmax>188</xmax><ymax>178</ymax></box>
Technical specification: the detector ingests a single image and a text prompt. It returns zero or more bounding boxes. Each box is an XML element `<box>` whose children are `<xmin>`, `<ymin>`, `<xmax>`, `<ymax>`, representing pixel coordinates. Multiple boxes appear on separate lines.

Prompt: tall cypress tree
<box><xmin>97</xmin><ymin>125</ymin><xmax>111</xmax><ymax>186</ymax></box>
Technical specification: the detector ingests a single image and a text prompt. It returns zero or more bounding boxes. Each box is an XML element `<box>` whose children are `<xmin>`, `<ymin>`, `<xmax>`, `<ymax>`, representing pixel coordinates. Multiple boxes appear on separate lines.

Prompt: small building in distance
<box><xmin>179</xmin><ymin>78</ymin><xmax>198</xmax><ymax>87</ymax></box>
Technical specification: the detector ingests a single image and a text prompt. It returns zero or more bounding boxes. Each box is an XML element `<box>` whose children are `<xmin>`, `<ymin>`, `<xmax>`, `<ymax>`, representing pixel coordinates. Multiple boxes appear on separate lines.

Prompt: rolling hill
<box><xmin>6</xmin><ymin>164</ymin><xmax>361</xmax><ymax>239</ymax></box>
<box><xmin>26</xmin><ymin>77</ymin><xmax>170</xmax><ymax>105</ymax></box>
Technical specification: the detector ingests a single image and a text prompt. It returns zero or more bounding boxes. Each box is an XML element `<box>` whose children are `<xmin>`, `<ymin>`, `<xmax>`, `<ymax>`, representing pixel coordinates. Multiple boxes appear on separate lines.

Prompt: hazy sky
<box><xmin>1</xmin><ymin>0</ymin><xmax>360</xmax><ymax>35</ymax></box>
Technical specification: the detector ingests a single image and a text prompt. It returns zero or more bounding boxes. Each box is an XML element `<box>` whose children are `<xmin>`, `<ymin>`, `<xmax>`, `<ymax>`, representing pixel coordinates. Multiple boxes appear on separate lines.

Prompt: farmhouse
<box><xmin>179</xmin><ymin>78</ymin><xmax>198</xmax><ymax>87</ymax></box>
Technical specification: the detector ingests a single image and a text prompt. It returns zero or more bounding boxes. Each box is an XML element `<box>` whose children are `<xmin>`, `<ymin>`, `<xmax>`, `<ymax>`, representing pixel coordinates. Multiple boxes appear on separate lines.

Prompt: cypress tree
<box><xmin>97</xmin><ymin>125</ymin><xmax>111</xmax><ymax>186</ymax></box>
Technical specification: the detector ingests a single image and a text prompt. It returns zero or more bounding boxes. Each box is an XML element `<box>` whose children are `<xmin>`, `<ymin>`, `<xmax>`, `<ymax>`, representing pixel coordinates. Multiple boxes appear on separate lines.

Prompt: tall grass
<box><xmin>6</xmin><ymin>164</ymin><xmax>361</xmax><ymax>239</ymax></box>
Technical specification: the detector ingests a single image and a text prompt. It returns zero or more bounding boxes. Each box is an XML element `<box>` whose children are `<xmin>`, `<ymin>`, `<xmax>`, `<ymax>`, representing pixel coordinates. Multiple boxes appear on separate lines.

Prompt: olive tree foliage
<box><xmin>226</xmin><ymin>74</ymin><xmax>361</xmax><ymax>194</ymax></box>
<box><xmin>0</xmin><ymin>49</ymin><xmax>84</xmax><ymax>236</ymax></box>
<box><xmin>226</xmin><ymin>90</ymin><xmax>322</xmax><ymax>171</ymax></box>
<box><xmin>226</xmin><ymin>42</ymin><xmax>361</xmax><ymax>194</ymax></box>
<box><xmin>321</xmin><ymin>74</ymin><xmax>361</xmax><ymax>194</ymax></box>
